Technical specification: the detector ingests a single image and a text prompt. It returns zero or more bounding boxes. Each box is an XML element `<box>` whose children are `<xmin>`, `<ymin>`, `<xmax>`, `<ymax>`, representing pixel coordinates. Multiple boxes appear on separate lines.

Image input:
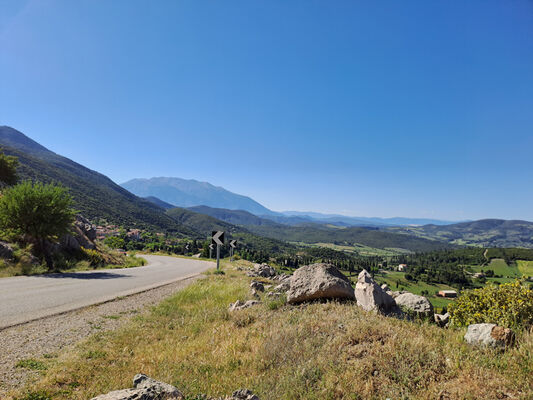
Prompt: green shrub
<box><xmin>448</xmin><ymin>279</ymin><xmax>533</xmax><ymax>330</ymax></box>
<box><xmin>16</xmin><ymin>359</ymin><xmax>47</xmax><ymax>371</ymax></box>
<box><xmin>0</xmin><ymin>181</ymin><xmax>75</xmax><ymax>269</ymax></box>
<box><xmin>17</xmin><ymin>391</ymin><xmax>52</xmax><ymax>400</ymax></box>
<box><xmin>81</xmin><ymin>247</ymin><xmax>105</xmax><ymax>267</ymax></box>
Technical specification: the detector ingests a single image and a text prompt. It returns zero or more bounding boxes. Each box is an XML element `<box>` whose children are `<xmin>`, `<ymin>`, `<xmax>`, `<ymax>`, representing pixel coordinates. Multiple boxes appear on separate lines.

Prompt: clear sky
<box><xmin>1</xmin><ymin>0</ymin><xmax>532</xmax><ymax>221</ymax></box>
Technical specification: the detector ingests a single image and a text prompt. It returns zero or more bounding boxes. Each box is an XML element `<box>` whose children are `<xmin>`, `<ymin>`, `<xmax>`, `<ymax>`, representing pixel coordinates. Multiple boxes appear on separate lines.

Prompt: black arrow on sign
<box><xmin>212</xmin><ymin>231</ymin><xmax>225</xmax><ymax>246</ymax></box>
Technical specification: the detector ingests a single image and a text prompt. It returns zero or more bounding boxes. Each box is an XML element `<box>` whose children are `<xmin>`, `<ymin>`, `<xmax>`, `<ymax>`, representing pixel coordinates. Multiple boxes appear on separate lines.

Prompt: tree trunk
<box><xmin>40</xmin><ymin>238</ymin><xmax>54</xmax><ymax>270</ymax></box>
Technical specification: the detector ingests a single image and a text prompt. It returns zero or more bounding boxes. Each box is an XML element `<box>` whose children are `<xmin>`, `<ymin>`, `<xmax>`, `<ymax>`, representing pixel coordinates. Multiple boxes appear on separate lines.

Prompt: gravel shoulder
<box><xmin>0</xmin><ymin>274</ymin><xmax>204</xmax><ymax>396</ymax></box>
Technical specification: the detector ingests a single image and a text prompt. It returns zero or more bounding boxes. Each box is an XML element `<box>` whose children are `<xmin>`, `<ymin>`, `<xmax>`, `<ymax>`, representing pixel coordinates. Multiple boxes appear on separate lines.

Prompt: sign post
<box><xmin>211</xmin><ymin>231</ymin><xmax>225</xmax><ymax>271</ymax></box>
<box><xmin>208</xmin><ymin>243</ymin><xmax>214</xmax><ymax>259</ymax></box>
<box><xmin>229</xmin><ymin>240</ymin><xmax>237</xmax><ymax>262</ymax></box>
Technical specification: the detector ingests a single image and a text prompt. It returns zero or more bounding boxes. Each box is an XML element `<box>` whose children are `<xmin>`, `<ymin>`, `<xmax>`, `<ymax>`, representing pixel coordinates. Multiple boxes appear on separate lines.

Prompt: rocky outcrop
<box><xmin>247</xmin><ymin>264</ymin><xmax>277</xmax><ymax>278</ymax></box>
<box><xmin>229</xmin><ymin>300</ymin><xmax>261</xmax><ymax>312</ymax></box>
<box><xmin>250</xmin><ymin>281</ymin><xmax>265</xmax><ymax>297</ymax></box>
<box><xmin>76</xmin><ymin>215</ymin><xmax>97</xmax><ymax>241</ymax></box>
<box><xmin>390</xmin><ymin>290</ymin><xmax>408</xmax><ymax>299</ymax></box>
<box><xmin>394</xmin><ymin>292</ymin><xmax>434</xmax><ymax>319</ymax></box>
<box><xmin>91</xmin><ymin>375</ymin><xmax>260</xmax><ymax>400</ymax></box>
<box><xmin>61</xmin><ymin>215</ymin><xmax>97</xmax><ymax>251</ymax></box>
<box><xmin>464</xmin><ymin>323</ymin><xmax>514</xmax><ymax>348</ymax></box>
<box><xmin>0</xmin><ymin>241</ymin><xmax>14</xmax><ymax>260</ymax></box>
<box><xmin>287</xmin><ymin>263</ymin><xmax>355</xmax><ymax>304</ymax></box>
<box><xmin>91</xmin><ymin>374</ymin><xmax>183</xmax><ymax>399</ymax></box>
<box><xmin>354</xmin><ymin>270</ymin><xmax>397</xmax><ymax>313</ymax></box>
<box><xmin>250</xmin><ymin>281</ymin><xmax>265</xmax><ymax>292</ymax></box>
<box><xmin>272</xmin><ymin>273</ymin><xmax>291</xmax><ymax>282</ymax></box>
<box><xmin>273</xmin><ymin>281</ymin><xmax>291</xmax><ymax>292</ymax></box>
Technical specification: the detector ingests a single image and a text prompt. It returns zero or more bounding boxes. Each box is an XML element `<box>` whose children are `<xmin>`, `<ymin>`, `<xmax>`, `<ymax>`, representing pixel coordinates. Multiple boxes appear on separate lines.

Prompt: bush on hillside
<box><xmin>0</xmin><ymin>148</ymin><xmax>19</xmax><ymax>186</ymax></box>
<box><xmin>0</xmin><ymin>181</ymin><xmax>75</xmax><ymax>269</ymax></box>
<box><xmin>81</xmin><ymin>247</ymin><xmax>105</xmax><ymax>267</ymax></box>
<box><xmin>448</xmin><ymin>279</ymin><xmax>533</xmax><ymax>330</ymax></box>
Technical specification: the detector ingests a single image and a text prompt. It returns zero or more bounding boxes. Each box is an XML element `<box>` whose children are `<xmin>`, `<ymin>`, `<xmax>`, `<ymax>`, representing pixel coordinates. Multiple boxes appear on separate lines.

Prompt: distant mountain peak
<box><xmin>121</xmin><ymin>177</ymin><xmax>275</xmax><ymax>216</ymax></box>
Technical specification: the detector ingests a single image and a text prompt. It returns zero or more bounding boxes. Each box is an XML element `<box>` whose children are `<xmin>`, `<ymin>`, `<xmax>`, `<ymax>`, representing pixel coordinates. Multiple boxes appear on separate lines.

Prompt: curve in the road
<box><xmin>0</xmin><ymin>255</ymin><xmax>214</xmax><ymax>330</ymax></box>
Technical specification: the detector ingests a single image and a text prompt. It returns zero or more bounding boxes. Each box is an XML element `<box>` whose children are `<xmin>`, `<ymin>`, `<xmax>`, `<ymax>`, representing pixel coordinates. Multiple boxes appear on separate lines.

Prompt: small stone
<box><xmin>464</xmin><ymin>324</ymin><xmax>514</xmax><ymax>348</ymax></box>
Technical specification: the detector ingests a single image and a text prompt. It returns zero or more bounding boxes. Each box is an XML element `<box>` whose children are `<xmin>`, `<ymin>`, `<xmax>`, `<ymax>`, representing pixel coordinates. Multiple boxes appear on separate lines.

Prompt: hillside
<box><xmin>388</xmin><ymin>219</ymin><xmax>533</xmax><ymax>248</ymax></box>
<box><xmin>188</xmin><ymin>205</ymin><xmax>279</xmax><ymax>226</ymax></box>
<box><xmin>144</xmin><ymin>196</ymin><xmax>175</xmax><ymax>210</ymax></box>
<box><xmin>121</xmin><ymin>177</ymin><xmax>274</xmax><ymax>216</ymax></box>
<box><xmin>0</xmin><ymin>126</ymin><xmax>197</xmax><ymax>236</ymax></box>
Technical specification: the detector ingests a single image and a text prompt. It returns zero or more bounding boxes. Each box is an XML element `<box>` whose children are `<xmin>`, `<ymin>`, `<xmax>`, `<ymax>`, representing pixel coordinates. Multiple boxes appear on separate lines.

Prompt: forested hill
<box><xmin>188</xmin><ymin>205</ymin><xmax>279</xmax><ymax>226</ymax></box>
<box><xmin>0</xmin><ymin>126</ymin><xmax>197</xmax><ymax>235</ymax></box>
<box><xmin>165</xmin><ymin>207</ymin><xmax>294</xmax><ymax>253</ymax></box>
<box><xmin>387</xmin><ymin>219</ymin><xmax>533</xmax><ymax>249</ymax></box>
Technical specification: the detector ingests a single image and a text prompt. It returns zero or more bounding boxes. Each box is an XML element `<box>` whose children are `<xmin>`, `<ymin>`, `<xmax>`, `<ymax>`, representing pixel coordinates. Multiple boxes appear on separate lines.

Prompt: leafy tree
<box><xmin>104</xmin><ymin>236</ymin><xmax>125</xmax><ymax>249</ymax></box>
<box><xmin>0</xmin><ymin>149</ymin><xmax>19</xmax><ymax>186</ymax></box>
<box><xmin>0</xmin><ymin>181</ymin><xmax>75</xmax><ymax>269</ymax></box>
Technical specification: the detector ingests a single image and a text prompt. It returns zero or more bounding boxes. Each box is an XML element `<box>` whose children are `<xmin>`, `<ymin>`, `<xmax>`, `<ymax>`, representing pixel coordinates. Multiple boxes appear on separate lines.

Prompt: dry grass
<box><xmin>11</xmin><ymin>262</ymin><xmax>533</xmax><ymax>400</ymax></box>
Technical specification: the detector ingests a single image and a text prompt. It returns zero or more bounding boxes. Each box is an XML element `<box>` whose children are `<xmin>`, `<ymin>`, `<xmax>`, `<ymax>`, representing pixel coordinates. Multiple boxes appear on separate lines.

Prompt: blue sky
<box><xmin>1</xmin><ymin>0</ymin><xmax>532</xmax><ymax>221</ymax></box>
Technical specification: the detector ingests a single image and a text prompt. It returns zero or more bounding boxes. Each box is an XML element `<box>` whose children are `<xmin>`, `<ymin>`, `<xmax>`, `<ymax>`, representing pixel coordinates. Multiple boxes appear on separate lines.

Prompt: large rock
<box><xmin>247</xmin><ymin>264</ymin><xmax>276</xmax><ymax>278</ymax></box>
<box><xmin>75</xmin><ymin>215</ymin><xmax>97</xmax><ymax>241</ymax></box>
<box><xmin>0</xmin><ymin>241</ymin><xmax>14</xmax><ymax>260</ymax></box>
<box><xmin>287</xmin><ymin>263</ymin><xmax>355</xmax><ymax>304</ymax></box>
<box><xmin>229</xmin><ymin>300</ymin><xmax>261</xmax><ymax>312</ymax></box>
<box><xmin>61</xmin><ymin>216</ymin><xmax>97</xmax><ymax>251</ymax></box>
<box><xmin>273</xmin><ymin>281</ymin><xmax>291</xmax><ymax>292</ymax></box>
<box><xmin>250</xmin><ymin>281</ymin><xmax>265</xmax><ymax>292</ymax></box>
<box><xmin>354</xmin><ymin>270</ymin><xmax>397</xmax><ymax>313</ymax></box>
<box><xmin>464</xmin><ymin>324</ymin><xmax>514</xmax><ymax>348</ymax></box>
<box><xmin>394</xmin><ymin>292</ymin><xmax>434</xmax><ymax>318</ymax></box>
<box><xmin>91</xmin><ymin>374</ymin><xmax>183</xmax><ymax>400</ymax></box>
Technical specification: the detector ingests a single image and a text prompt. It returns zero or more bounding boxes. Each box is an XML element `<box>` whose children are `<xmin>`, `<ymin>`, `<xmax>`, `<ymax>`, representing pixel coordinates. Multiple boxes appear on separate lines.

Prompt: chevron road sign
<box><xmin>229</xmin><ymin>240</ymin><xmax>237</xmax><ymax>262</ymax></box>
<box><xmin>211</xmin><ymin>231</ymin><xmax>225</xmax><ymax>270</ymax></box>
<box><xmin>211</xmin><ymin>231</ymin><xmax>224</xmax><ymax>246</ymax></box>
<box><xmin>209</xmin><ymin>244</ymin><xmax>215</xmax><ymax>250</ymax></box>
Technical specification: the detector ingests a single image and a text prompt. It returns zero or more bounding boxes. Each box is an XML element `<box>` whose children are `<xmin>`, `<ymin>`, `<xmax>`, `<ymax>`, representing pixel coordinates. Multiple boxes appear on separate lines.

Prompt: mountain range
<box><xmin>124</xmin><ymin>177</ymin><xmax>457</xmax><ymax>227</ymax></box>
<box><xmin>1</xmin><ymin>125</ymin><xmax>532</xmax><ymax>250</ymax></box>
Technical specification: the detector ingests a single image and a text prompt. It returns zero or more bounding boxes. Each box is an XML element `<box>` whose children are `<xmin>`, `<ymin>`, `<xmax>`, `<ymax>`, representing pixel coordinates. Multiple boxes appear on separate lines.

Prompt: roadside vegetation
<box><xmin>12</xmin><ymin>261</ymin><xmax>533</xmax><ymax>400</ymax></box>
<box><xmin>0</xmin><ymin>149</ymin><xmax>145</xmax><ymax>277</ymax></box>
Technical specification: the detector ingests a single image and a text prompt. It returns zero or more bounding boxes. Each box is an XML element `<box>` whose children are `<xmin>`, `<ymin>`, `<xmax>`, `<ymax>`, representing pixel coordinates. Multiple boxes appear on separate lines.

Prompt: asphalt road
<box><xmin>0</xmin><ymin>255</ymin><xmax>213</xmax><ymax>329</ymax></box>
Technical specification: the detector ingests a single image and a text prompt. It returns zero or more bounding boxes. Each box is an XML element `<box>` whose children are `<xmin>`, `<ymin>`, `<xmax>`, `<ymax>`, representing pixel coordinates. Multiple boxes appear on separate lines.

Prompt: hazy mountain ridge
<box><xmin>121</xmin><ymin>177</ymin><xmax>274</xmax><ymax>216</ymax></box>
<box><xmin>280</xmin><ymin>211</ymin><xmax>459</xmax><ymax>227</ymax></box>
